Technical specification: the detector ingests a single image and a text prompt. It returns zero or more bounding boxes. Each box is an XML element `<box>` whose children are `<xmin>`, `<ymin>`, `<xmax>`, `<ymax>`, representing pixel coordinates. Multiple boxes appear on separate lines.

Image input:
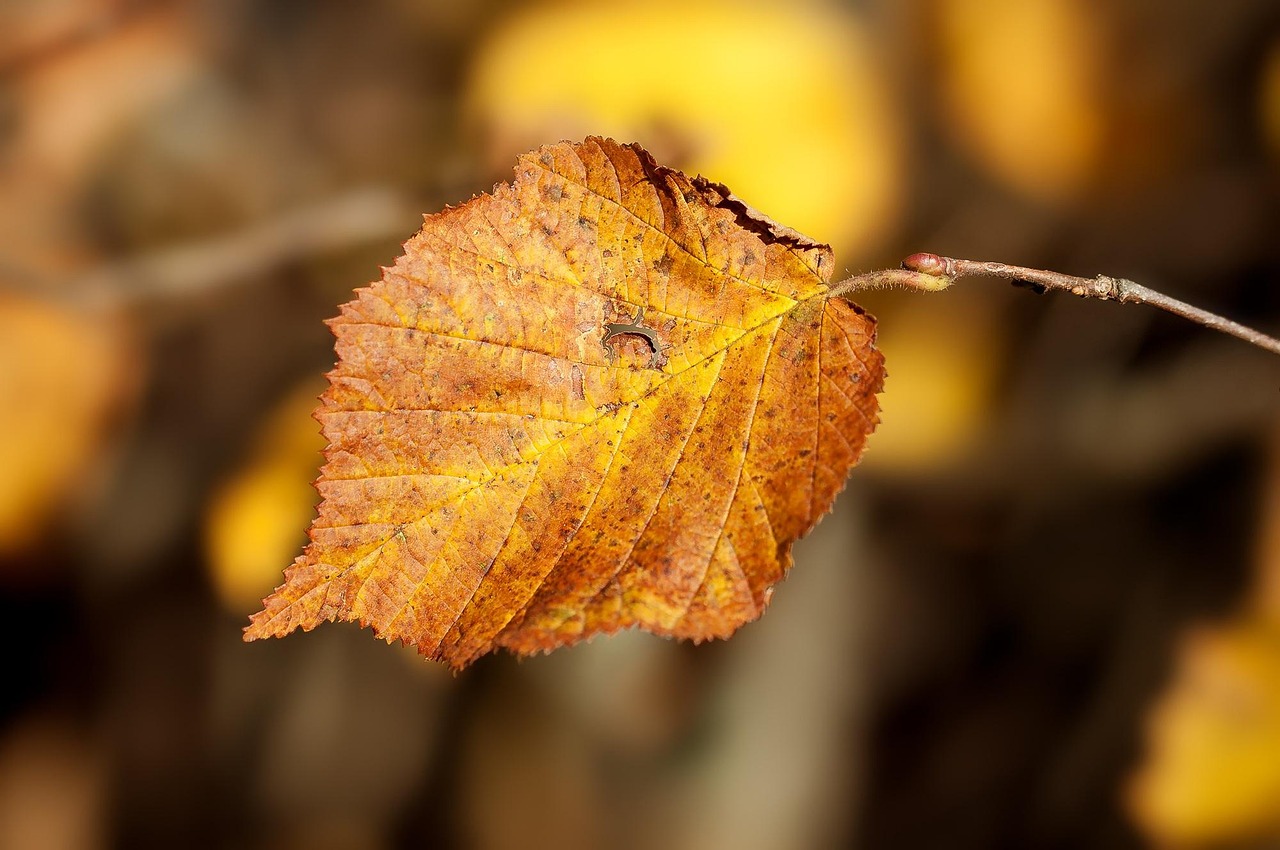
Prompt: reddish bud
<box><xmin>902</xmin><ymin>252</ymin><xmax>949</xmax><ymax>277</ymax></box>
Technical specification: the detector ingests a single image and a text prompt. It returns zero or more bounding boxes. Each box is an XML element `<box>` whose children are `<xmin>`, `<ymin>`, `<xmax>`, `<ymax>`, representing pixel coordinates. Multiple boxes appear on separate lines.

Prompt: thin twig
<box><xmin>829</xmin><ymin>253</ymin><xmax>1280</xmax><ymax>357</ymax></box>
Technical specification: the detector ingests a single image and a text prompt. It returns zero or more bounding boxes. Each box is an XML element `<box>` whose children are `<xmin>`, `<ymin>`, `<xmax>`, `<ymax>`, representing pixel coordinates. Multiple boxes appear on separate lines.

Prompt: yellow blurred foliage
<box><xmin>0</xmin><ymin>295</ymin><xmax>134</xmax><ymax>555</ymax></box>
<box><xmin>1129</xmin><ymin>623</ymin><xmax>1280</xmax><ymax>847</ymax></box>
<box><xmin>465</xmin><ymin>0</ymin><xmax>903</xmax><ymax>263</ymax></box>
<box><xmin>204</xmin><ymin>380</ymin><xmax>325</xmax><ymax>614</ymax></box>
<box><xmin>860</xmin><ymin>295</ymin><xmax>1002</xmax><ymax>472</ymax></box>
<box><xmin>933</xmin><ymin>0</ymin><xmax>1104</xmax><ymax>201</ymax></box>
<box><xmin>1129</xmin><ymin>426</ymin><xmax>1280</xmax><ymax>847</ymax></box>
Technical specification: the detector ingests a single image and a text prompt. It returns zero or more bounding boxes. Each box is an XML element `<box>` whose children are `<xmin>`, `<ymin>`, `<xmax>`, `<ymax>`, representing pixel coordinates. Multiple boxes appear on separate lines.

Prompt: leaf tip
<box><xmin>241</xmin><ymin>618</ymin><xmax>266</xmax><ymax>643</ymax></box>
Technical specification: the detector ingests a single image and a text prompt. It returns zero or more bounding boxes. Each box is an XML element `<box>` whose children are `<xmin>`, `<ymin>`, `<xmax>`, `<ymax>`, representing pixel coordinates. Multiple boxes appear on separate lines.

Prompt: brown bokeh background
<box><xmin>2</xmin><ymin>1</ymin><xmax>1279</xmax><ymax>848</ymax></box>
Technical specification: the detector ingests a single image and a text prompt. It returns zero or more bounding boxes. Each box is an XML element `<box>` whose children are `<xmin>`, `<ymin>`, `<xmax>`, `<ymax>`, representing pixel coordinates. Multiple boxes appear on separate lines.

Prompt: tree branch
<box><xmin>0</xmin><ymin>187</ymin><xmax>419</xmax><ymax>313</ymax></box>
<box><xmin>830</xmin><ymin>253</ymin><xmax>1280</xmax><ymax>357</ymax></box>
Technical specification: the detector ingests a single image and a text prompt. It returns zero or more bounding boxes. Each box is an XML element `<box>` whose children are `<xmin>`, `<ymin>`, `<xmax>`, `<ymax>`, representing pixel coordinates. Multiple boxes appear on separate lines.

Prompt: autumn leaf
<box><xmin>244</xmin><ymin>137</ymin><xmax>884</xmax><ymax>669</ymax></box>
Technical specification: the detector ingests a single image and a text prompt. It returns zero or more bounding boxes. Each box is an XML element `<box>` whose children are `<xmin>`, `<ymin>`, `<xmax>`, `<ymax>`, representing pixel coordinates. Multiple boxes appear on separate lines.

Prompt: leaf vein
<box><xmin>677</xmin><ymin>318</ymin><xmax>781</xmax><ymax>626</ymax></box>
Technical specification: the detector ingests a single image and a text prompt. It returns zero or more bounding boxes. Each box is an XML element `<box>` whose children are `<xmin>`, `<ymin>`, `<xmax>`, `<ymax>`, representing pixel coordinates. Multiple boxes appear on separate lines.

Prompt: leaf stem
<box><xmin>830</xmin><ymin>253</ymin><xmax>1280</xmax><ymax>357</ymax></box>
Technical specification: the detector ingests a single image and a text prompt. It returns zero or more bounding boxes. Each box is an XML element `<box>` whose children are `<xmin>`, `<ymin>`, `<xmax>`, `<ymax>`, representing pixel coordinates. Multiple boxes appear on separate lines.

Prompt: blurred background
<box><xmin>2</xmin><ymin>0</ymin><xmax>1279</xmax><ymax>847</ymax></box>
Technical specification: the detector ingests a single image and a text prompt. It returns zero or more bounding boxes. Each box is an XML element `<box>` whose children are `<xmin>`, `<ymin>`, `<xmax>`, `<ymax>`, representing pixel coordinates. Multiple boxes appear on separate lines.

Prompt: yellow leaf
<box><xmin>245</xmin><ymin>138</ymin><xmax>885</xmax><ymax>669</ymax></box>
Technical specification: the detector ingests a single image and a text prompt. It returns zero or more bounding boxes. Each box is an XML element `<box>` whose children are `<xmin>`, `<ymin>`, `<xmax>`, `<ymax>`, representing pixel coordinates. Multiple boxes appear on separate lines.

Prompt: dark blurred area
<box><xmin>2</xmin><ymin>0</ymin><xmax>1279</xmax><ymax>848</ymax></box>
